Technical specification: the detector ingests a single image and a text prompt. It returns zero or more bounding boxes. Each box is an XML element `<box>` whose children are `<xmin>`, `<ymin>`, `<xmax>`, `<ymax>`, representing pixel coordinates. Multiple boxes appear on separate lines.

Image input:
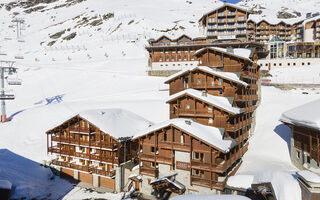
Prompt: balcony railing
<box><xmin>52</xmin><ymin>159</ymin><xmax>116</xmax><ymax>177</ymax></box>
<box><xmin>226</xmin><ymin>118</ymin><xmax>252</xmax><ymax>132</ymax></box>
<box><xmin>158</xmin><ymin>141</ymin><xmax>190</xmax><ymax>151</ymax></box>
<box><xmin>51</xmin><ymin>135</ymin><xmax>116</xmax><ymax>149</ymax></box>
<box><xmin>175</xmin><ymin>109</ymin><xmax>213</xmax><ymax>117</ymax></box>
<box><xmin>140</xmin><ymin>153</ymin><xmax>172</xmax><ymax>164</ymax></box>
<box><xmin>191</xmin><ymin>176</ymin><xmax>224</xmax><ymax>190</ymax></box>
<box><xmin>140</xmin><ymin>167</ymin><xmax>159</xmax><ymax>177</ymax></box>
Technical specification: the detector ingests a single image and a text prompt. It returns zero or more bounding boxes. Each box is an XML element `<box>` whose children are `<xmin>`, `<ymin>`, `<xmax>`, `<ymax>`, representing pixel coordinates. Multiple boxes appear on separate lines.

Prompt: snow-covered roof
<box><xmin>199</xmin><ymin>2</ymin><xmax>250</xmax><ymax>22</ymax></box>
<box><xmin>252</xmin><ymin>171</ymin><xmax>301</xmax><ymax>200</ymax></box>
<box><xmin>0</xmin><ymin>180</ymin><xmax>12</xmax><ymax>190</ymax></box>
<box><xmin>194</xmin><ymin>47</ymin><xmax>253</xmax><ymax>62</ymax></box>
<box><xmin>166</xmin><ymin>88</ymin><xmax>242</xmax><ymax>115</ymax></box>
<box><xmin>133</xmin><ymin>118</ymin><xmax>236</xmax><ymax>153</ymax></box>
<box><xmin>248</xmin><ymin>14</ymin><xmax>305</xmax><ymax>25</ymax></box>
<box><xmin>164</xmin><ymin>66</ymin><xmax>248</xmax><ymax>87</ymax></box>
<box><xmin>47</xmin><ymin>109</ymin><xmax>153</xmax><ymax>139</ymax></box>
<box><xmin>279</xmin><ymin>99</ymin><xmax>320</xmax><ymax>130</ymax></box>
<box><xmin>171</xmin><ymin>194</ymin><xmax>251</xmax><ymax>200</ymax></box>
<box><xmin>297</xmin><ymin>170</ymin><xmax>320</xmax><ymax>184</ymax></box>
<box><xmin>226</xmin><ymin>175</ymin><xmax>254</xmax><ymax>190</ymax></box>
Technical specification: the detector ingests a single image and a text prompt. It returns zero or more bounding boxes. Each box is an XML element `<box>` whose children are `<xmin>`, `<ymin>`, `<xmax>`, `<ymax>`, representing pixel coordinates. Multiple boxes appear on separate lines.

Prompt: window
<box><xmin>191</xmin><ymin>56</ymin><xmax>194</xmax><ymax>60</ymax></box>
<box><xmin>186</xmin><ymin>103</ymin><xmax>190</xmax><ymax>109</ymax></box>
<box><xmin>208</xmin><ymin>105</ymin><xmax>213</xmax><ymax>113</ymax></box>
<box><xmin>151</xmin><ymin>147</ymin><xmax>155</xmax><ymax>153</ymax></box>
<box><xmin>302</xmin><ymin>62</ymin><xmax>305</xmax><ymax>66</ymax></box>
<box><xmin>288</xmin><ymin>63</ymin><xmax>290</xmax><ymax>66</ymax></box>
<box><xmin>219</xmin><ymin>89</ymin><xmax>223</xmax><ymax>95</ymax></box>
<box><xmin>171</xmin><ymin>56</ymin><xmax>174</xmax><ymax>61</ymax></box>
<box><xmin>198</xmin><ymin>78</ymin><xmax>201</xmax><ymax>83</ymax></box>
<box><xmin>308</xmin><ymin>62</ymin><xmax>310</xmax><ymax>65</ymax></box>
<box><xmin>218</xmin><ymin>78</ymin><xmax>223</xmax><ymax>85</ymax></box>
<box><xmin>220</xmin><ymin>68</ymin><xmax>224</xmax><ymax>72</ymax></box>
<box><xmin>184</xmin><ymin>56</ymin><xmax>187</xmax><ymax>61</ymax></box>
<box><xmin>164</xmin><ymin>133</ymin><xmax>167</xmax><ymax>141</ymax></box>
<box><xmin>179</xmin><ymin>56</ymin><xmax>182</xmax><ymax>61</ymax></box>
<box><xmin>181</xmin><ymin>134</ymin><xmax>185</xmax><ymax>144</ymax></box>
<box><xmin>166</xmin><ymin>56</ymin><xmax>169</xmax><ymax>61</ymax></box>
<box><xmin>209</xmin><ymin>118</ymin><xmax>213</xmax><ymax>124</ymax></box>
<box><xmin>159</xmin><ymin>57</ymin><xmax>162</xmax><ymax>62</ymax></box>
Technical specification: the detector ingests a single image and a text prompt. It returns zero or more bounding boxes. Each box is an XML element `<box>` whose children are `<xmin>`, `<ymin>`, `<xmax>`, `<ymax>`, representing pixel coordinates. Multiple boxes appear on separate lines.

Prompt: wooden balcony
<box><xmin>226</xmin><ymin>118</ymin><xmax>252</xmax><ymax>132</ymax></box>
<box><xmin>158</xmin><ymin>141</ymin><xmax>190</xmax><ymax>151</ymax></box>
<box><xmin>140</xmin><ymin>167</ymin><xmax>159</xmax><ymax>177</ymax></box>
<box><xmin>241</xmin><ymin>71</ymin><xmax>258</xmax><ymax>80</ymax></box>
<box><xmin>190</xmin><ymin>83</ymin><xmax>223</xmax><ymax>90</ymax></box>
<box><xmin>191</xmin><ymin>176</ymin><xmax>225</xmax><ymax>190</ymax></box>
<box><xmin>191</xmin><ymin>145</ymin><xmax>248</xmax><ymax>173</ymax></box>
<box><xmin>176</xmin><ymin>109</ymin><xmax>214</xmax><ymax>118</ymax></box>
<box><xmin>52</xmin><ymin>159</ymin><xmax>90</xmax><ymax>172</ymax></box>
<box><xmin>140</xmin><ymin>153</ymin><xmax>172</xmax><ymax>164</ymax></box>
<box><xmin>52</xmin><ymin>159</ymin><xmax>116</xmax><ymax>177</ymax></box>
<box><xmin>91</xmin><ymin>167</ymin><xmax>116</xmax><ymax>177</ymax></box>
<box><xmin>48</xmin><ymin>148</ymin><xmax>118</xmax><ymax>164</ymax></box>
<box><xmin>51</xmin><ymin>136</ymin><xmax>116</xmax><ymax>149</ymax></box>
<box><xmin>234</xmin><ymin>94</ymin><xmax>258</xmax><ymax>102</ymax></box>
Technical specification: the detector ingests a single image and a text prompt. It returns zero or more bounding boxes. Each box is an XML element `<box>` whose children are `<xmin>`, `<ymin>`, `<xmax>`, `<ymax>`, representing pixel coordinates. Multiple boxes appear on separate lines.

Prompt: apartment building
<box><xmin>46</xmin><ymin>109</ymin><xmax>153</xmax><ymax>191</ymax></box>
<box><xmin>131</xmin><ymin>47</ymin><xmax>259</xmax><ymax>197</ymax></box>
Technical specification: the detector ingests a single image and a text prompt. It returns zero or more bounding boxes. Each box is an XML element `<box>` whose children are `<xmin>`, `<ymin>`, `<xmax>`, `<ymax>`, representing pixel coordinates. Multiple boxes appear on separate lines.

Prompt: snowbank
<box><xmin>226</xmin><ymin>175</ymin><xmax>254</xmax><ymax>189</ymax></box>
<box><xmin>0</xmin><ymin>180</ymin><xmax>12</xmax><ymax>190</ymax></box>
<box><xmin>0</xmin><ymin>149</ymin><xmax>73</xmax><ymax>199</ymax></box>
<box><xmin>171</xmin><ymin>194</ymin><xmax>251</xmax><ymax>200</ymax></box>
<box><xmin>280</xmin><ymin>99</ymin><xmax>320</xmax><ymax>130</ymax></box>
<box><xmin>252</xmin><ymin>170</ymin><xmax>301</xmax><ymax>200</ymax></box>
<box><xmin>297</xmin><ymin>170</ymin><xmax>320</xmax><ymax>183</ymax></box>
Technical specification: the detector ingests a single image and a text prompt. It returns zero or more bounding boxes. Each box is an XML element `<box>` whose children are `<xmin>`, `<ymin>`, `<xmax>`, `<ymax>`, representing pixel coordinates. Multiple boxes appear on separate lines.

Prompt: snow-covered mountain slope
<box><xmin>238</xmin><ymin>0</ymin><xmax>320</xmax><ymax>23</ymax></box>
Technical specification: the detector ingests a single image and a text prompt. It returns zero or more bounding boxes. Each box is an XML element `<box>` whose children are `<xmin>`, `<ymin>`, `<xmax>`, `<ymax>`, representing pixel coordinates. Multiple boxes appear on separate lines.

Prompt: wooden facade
<box><xmin>287</xmin><ymin>42</ymin><xmax>320</xmax><ymax>59</ymax></box>
<box><xmin>46</xmin><ymin>115</ymin><xmax>138</xmax><ymax>190</ymax></box>
<box><xmin>135</xmin><ymin>123</ymin><xmax>248</xmax><ymax>191</ymax></box>
<box><xmin>290</xmin><ymin>125</ymin><xmax>320</xmax><ymax>166</ymax></box>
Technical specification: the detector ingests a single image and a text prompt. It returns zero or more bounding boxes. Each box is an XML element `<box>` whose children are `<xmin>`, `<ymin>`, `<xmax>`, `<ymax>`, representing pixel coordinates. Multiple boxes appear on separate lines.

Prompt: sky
<box><xmin>224</xmin><ymin>0</ymin><xmax>242</xmax><ymax>4</ymax></box>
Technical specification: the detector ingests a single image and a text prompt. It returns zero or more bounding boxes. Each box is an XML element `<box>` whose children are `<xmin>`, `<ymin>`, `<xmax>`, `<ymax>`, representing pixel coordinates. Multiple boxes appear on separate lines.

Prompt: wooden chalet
<box><xmin>280</xmin><ymin>99</ymin><xmax>320</xmax><ymax>171</ymax></box>
<box><xmin>166</xmin><ymin>89</ymin><xmax>250</xmax><ymax>144</ymax></box>
<box><xmin>193</xmin><ymin>47</ymin><xmax>259</xmax><ymax>109</ymax></box>
<box><xmin>46</xmin><ymin>109</ymin><xmax>153</xmax><ymax>191</ymax></box>
<box><xmin>133</xmin><ymin>118</ymin><xmax>247</xmax><ymax>192</ymax></box>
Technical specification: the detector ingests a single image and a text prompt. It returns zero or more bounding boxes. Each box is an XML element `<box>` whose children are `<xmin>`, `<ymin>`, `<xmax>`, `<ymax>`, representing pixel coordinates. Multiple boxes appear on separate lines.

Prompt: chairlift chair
<box><xmin>14</xmin><ymin>54</ymin><xmax>24</xmax><ymax>59</ymax></box>
<box><xmin>6</xmin><ymin>77</ymin><xmax>22</xmax><ymax>85</ymax></box>
<box><xmin>0</xmin><ymin>90</ymin><xmax>15</xmax><ymax>100</ymax></box>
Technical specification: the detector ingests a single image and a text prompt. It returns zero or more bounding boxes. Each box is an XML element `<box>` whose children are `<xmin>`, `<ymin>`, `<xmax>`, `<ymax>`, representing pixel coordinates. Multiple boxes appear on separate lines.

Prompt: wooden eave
<box><xmin>193</xmin><ymin>47</ymin><xmax>253</xmax><ymax>63</ymax></box>
<box><xmin>166</xmin><ymin>93</ymin><xmax>238</xmax><ymax>115</ymax></box>
<box><xmin>134</xmin><ymin>123</ymin><xmax>228</xmax><ymax>153</ymax></box>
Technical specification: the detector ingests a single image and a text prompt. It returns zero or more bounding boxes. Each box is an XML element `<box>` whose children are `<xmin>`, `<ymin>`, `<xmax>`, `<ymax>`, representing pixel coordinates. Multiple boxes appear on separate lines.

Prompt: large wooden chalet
<box><xmin>46</xmin><ymin>109</ymin><xmax>153</xmax><ymax>191</ymax></box>
<box><xmin>280</xmin><ymin>99</ymin><xmax>320</xmax><ymax>173</ymax></box>
<box><xmin>133</xmin><ymin>118</ymin><xmax>247</xmax><ymax>195</ymax></box>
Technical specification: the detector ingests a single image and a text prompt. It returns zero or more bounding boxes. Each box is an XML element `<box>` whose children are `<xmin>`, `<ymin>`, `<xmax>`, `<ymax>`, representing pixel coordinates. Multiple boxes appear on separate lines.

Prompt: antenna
<box><xmin>0</xmin><ymin>60</ymin><xmax>21</xmax><ymax>122</ymax></box>
<box><xmin>11</xmin><ymin>18</ymin><xmax>25</xmax><ymax>39</ymax></box>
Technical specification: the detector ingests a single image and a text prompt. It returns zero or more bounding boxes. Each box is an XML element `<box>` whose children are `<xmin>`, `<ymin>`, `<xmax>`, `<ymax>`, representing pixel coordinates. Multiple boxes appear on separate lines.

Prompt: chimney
<box><xmin>227</xmin><ymin>47</ymin><xmax>234</xmax><ymax>54</ymax></box>
<box><xmin>185</xmin><ymin>120</ymin><xmax>192</xmax><ymax>125</ymax></box>
<box><xmin>202</xmin><ymin>91</ymin><xmax>207</xmax><ymax>97</ymax></box>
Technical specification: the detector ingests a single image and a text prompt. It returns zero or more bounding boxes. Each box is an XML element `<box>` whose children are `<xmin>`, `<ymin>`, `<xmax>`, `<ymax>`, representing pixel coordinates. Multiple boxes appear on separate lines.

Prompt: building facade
<box><xmin>46</xmin><ymin>109</ymin><xmax>153</xmax><ymax>192</ymax></box>
<box><xmin>131</xmin><ymin>47</ymin><xmax>259</xmax><ymax>197</ymax></box>
<box><xmin>280</xmin><ymin>99</ymin><xmax>320</xmax><ymax>173</ymax></box>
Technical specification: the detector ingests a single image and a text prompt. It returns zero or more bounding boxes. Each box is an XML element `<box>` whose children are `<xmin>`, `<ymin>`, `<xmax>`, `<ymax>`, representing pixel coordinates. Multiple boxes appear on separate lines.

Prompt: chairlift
<box><xmin>6</xmin><ymin>76</ymin><xmax>22</xmax><ymax>85</ymax></box>
<box><xmin>14</xmin><ymin>54</ymin><xmax>24</xmax><ymax>59</ymax></box>
<box><xmin>0</xmin><ymin>89</ymin><xmax>15</xmax><ymax>100</ymax></box>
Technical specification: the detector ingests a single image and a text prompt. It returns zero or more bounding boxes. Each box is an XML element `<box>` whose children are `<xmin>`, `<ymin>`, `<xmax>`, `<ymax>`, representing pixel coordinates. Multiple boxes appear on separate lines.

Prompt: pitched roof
<box><xmin>280</xmin><ymin>99</ymin><xmax>320</xmax><ymax>130</ymax></box>
<box><xmin>133</xmin><ymin>118</ymin><xmax>236</xmax><ymax>153</ymax></box>
<box><xmin>194</xmin><ymin>47</ymin><xmax>253</xmax><ymax>62</ymax></box>
<box><xmin>166</xmin><ymin>88</ymin><xmax>242</xmax><ymax>115</ymax></box>
<box><xmin>47</xmin><ymin>109</ymin><xmax>154</xmax><ymax>139</ymax></box>
<box><xmin>164</xmin><ymin>66</ymin><xmax>248</xmax><ymax>87</ymax></box>
<box><xmin>199</xmin><ymin>3</ymin><xmax>250</xmax><ymax>22</ymax></box>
